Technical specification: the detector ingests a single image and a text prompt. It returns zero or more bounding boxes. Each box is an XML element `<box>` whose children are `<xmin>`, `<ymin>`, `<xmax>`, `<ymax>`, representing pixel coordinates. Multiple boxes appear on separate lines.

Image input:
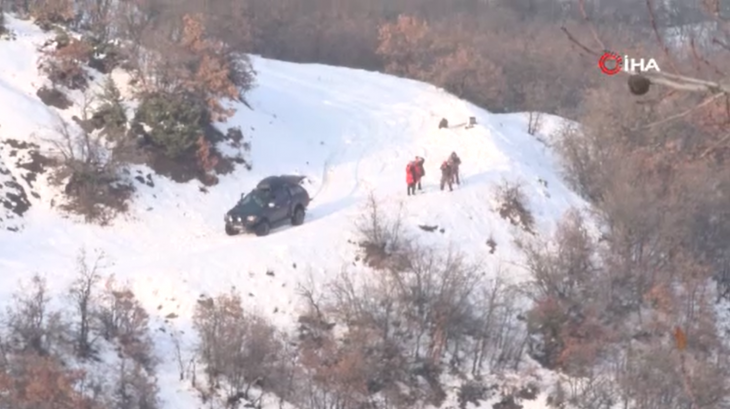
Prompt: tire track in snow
<box><xmin>308</xmin><ymin>101</ymin><xmax>375</xmax><ymax>218</ymax></box>
<box><xmin>311</xmin><ymin>148</ymin><xmax>339</xmax><ymax>201</ymax></box>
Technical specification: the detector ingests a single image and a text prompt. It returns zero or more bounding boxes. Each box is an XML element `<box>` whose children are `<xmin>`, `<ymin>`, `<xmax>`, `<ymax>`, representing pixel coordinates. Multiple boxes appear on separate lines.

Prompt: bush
<box><xmin>36</xmin><ymin>86</ymin><xmax>72</xmax><ymax>109</ymax></box>
<box><xmin>96</xmin><ymin>276</ymin><xmax>154</xmax><ymax>369</ymax></box>
<box><xmin>46</xmin><ymin>115</ymin><xmax>132</xmax><ymax>224</ymax></box>
<box><xmin>29</xmin><ymin>0</ymin><xmax>74</xmax><ymax>29</ymax></box>
<box><xmin>193</xmin><ymin>291</ymin><xmax>286</xmax><ymax>401</ymax></box>
<box><xmin>521</xmin><ymin>210</ymin><xmax>604</xmax><ymax>374</ymax></box>
<box><xmin>86</xmin><ymin>36</ymin><xmax>124</xmax><ymax>74</ymax></box>
<box><xmin>291</xmin><ymin>243</ymin><xmax>522</xmax><ymax>407</ymax></box>
<box><xmin>496</xmin><ymin>180</ymin><xmax>534</xmax><ymax>233</ymax></box>
<box><xmin>111</xmin><ymin>356</ymin><xmax>160</xmax><ymax>409</ymax></box>
<box><xmin>38</xmin><ymin>35</ymin><xmax>91</xmax><ymax>89</ymax></box>
<box><xmin>5</xmin><ymin>274</ymin><xmax>65</xmax><ymax>355</ymax></box>
<box><xmin>354</xmin><ymin>193</ymin><xmax>409</xmax><ymax>270</ymax></box>
<box><xmin>94</xmin><ymin>78</ymin><xmax>128</xmax><ymax>139</ymax></box>
<box><xmin>0</xmin><ymin>352</ymin><xmax>100</xmax><ymax>409</ymax></box>
<box><xmin>134</xmin><ymin>92</ymin><xmax>208</xmax><ymax>159</ymax></box>
<box><xmin>0</xmin><ymin>250</ymin><xmax>160</xmax><ymax>409</ymax></box>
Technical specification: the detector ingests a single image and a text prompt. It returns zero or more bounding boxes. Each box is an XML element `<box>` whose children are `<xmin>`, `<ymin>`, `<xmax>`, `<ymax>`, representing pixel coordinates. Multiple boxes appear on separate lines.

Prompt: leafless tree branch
<box><xmin>645</xmin><ymin>0</ymin><xmax>681</xmax><ymax>74</ymax></box>
<box><xmin>564</xmin><ymin>0</ymin><xmax>730</xmax><ymax>96</ymax></box>
<box><xmin>633</xmin><ymin>93</ymin><xmax>724</xmax><ymax>130</ymax></box>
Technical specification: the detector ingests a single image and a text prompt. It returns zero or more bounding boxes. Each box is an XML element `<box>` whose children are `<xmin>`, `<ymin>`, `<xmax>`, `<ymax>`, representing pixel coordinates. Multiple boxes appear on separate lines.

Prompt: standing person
<box><xmin>440</xmin><ymin>160</ymin><xmax>453</xmax><ymax>191</ymax></box>
<box><xmin>448</xmin><ymin>152</ymin><xmax>461</xmax><ymax>185</ymax></box>
<box><xmin>414</xmin><ymin>156</ymin><xmax>425</xmax><ymax>191</ymax></box>
<box><xmin>406</xmin><ymin>161</ymin><xmax>417</xmax><ymax>195</ymax></box>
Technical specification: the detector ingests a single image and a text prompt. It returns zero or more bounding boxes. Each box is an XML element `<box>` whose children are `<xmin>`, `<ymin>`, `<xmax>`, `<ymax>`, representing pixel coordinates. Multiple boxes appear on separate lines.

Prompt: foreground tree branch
<box><xmin>564</xmin><ymin>0</ymin><xmax>730</xmax><ymax>96</ymax></box>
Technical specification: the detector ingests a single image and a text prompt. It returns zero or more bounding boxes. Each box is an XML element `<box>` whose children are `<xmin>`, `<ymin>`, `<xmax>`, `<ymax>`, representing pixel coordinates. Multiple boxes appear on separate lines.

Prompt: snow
<box><xmin>0</xmin><ymin>15</ymin><xmax>591</xmax><ymax>409</ymax></box>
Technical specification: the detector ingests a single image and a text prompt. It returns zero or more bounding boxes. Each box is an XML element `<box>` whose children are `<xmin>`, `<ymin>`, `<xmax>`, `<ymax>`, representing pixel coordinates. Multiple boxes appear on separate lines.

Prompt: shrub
<box><xmin>134</xmin><ymin>92</ymin><xmax>207</xmax><ymax>159</ymax></box>
<box><xmin>36</xmin><ymin>86</ymin><xmax>72</xmax><ymax>109</ymax></box>
<box><xmin>94</xmin><ymin>77</ymin><xmax>128</xmax><ymax>139</ymax></box>
<box><xmin>0</xmin><ymin>352</ymin><xmax>99</xmax><ymax>408</ymax></box>
<box><xmin>5</xmin><ymin>274</ymin><xmax>65</xmax><ymax>355</ymax></box>
<box><xmin>137</xmin><ymin>13</ymin><xmax>254</xmax><ymax>122</ymax></box>
<box><xmin>0</xmin><ymin>252</ymin><xmax>160</xmax><ymax>409</ymax></box>
<box><xmin>86</xmin><ymin>36</ymin><xmax>124</xmax><ymax>74</ymax></box>
<box><xmin>193</xmin><ymin>291</ymin><xmax>285</xmax><ymax>401</ymax></box>
<box><xmin>38</xmin><ymin>36</ymin><xmax>91</xmax><ymax>89</ymax></box>
<box><xmin>354</xmin><ymin>193</ymin><xmax>409</xmax><ymax>270</ymax></box>
<box><xmin>46</xmin><ymin>115</ymin><xmax>132</xmax><ymax>224</ymax></box>
<box><xmin>111</xmin><ymin>356</ymin><xmax>160</xmax><ymax>409</ymax></box>
<box><xmin>296</xmin><ymin>246</ymin><xmax>502</xmax><ymax>406</ymax></box>
<box><xmin>496</xmin><ymin>180</ymin><xmax>534</xmax><ymax>233</ymax></box>
<box><xmin>29</xmin><ymin>0</ymin><xmax>74</xmax><ymax>29</ymax></box>
<box><xmin>521</xmin><ymin>210</ymin><xmax>607</xmax><ymax>374</ymax></box>
<box><xmin>96</xmin><ymin>275</ymin><xmax>154</xmax><ymax>369</ymax></box>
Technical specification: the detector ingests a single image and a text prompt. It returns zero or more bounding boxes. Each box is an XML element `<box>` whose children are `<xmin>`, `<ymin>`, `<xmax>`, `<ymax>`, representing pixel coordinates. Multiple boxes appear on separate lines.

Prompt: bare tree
<box><xmin>355</xmin><ymin>192</ymin><xmax>410</xmax><ymax>270</ymax></box>
<box><xmin>44</xmin><ymin>106</ymin><xmax>132</xmax><ymax>224</ymax></box>
<box><xmin>5</xmin><ymin>275</ymin><xmax>64</xmax><ymax>355</ymax></box>
<box><xmin>95</xmin><ymin>275</ymin><xmax>154</xmax><ymax>369</ymax></box>
<box><xmin>112</xmin><ymin>355</ymin><xmax>160</xmax><ymax>409</ymax></box>
<box><xmin>469</xmin><ymin>275</ymin><xmax>525</xmax><ymax>375</ymax></box>
<box><xmin>77</xmin><ymin>0</ymin><xmax>115</xmax><ymax>43</ymax></box>
<box><xmin>192</xmin><ymin>290</ymin><xmax>285</xmax><ymax>403</ymax></box>
<box><xmin>67</xmin><ymin>248</ymin><xmax>107</xmax><ymax>359</ymax></box>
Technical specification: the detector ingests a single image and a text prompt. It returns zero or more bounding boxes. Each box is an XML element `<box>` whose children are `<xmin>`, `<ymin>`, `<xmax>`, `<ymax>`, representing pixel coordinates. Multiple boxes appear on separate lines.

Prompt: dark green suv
<box><xmin>225</xmin><ymin>175</ymin><xmax>311</xmax><ymax>236</ymax></box>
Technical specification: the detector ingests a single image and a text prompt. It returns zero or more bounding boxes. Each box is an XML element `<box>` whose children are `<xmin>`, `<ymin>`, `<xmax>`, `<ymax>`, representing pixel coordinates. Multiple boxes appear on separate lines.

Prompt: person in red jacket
<box><xmin>414</xmin><ymin>156</ymin><xmax>425</xmax><ymax>191</ymax></box>
<box><xmin>406</xmin><ymin>161</ymin><xmax>418</xmax><ymax>195</ymax></box>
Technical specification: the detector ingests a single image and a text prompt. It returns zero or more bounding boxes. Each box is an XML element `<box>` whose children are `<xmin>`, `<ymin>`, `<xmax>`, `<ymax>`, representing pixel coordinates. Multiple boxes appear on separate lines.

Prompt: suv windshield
<box><xmin>240</xmin><ymin>189</ymin><xmax>269</xmax><ymax>207</ymax></box>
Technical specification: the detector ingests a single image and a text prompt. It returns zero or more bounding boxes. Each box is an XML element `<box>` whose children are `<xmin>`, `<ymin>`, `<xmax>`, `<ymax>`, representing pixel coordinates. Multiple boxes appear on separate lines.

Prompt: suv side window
<box><xmin>274</xmin><ymin>186</ymin><xmax>290</xmax><ymax>203</ymax></box>
<box><xmin>288</xmin><ymin>186</ymin><xmax>302</xmax><ymax>197</ymax></box>
<box><xmin>289</xmin><ymin>185</ymin><xmax>303</xmax><ymax>196</ymax></box>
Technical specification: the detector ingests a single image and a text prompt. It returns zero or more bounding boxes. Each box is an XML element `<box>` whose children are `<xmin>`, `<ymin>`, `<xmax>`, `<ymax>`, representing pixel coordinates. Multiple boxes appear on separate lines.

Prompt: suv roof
<box><xmin>256</xmin><ymin>175</ymin><xmax>306</xmax><ymax>190</ymax></box>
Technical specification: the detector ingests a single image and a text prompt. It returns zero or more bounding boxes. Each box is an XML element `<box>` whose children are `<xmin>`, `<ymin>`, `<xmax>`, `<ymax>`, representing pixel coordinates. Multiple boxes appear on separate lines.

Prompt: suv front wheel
<box><xmin>225</xmin><ymin>224</ymin><xmax>237</xmax><ymax>236</ymax></box>
<box><xmin>255</xmin><ymin>220</ymin><xmax>271</xmax><ymax>236</ymax></box>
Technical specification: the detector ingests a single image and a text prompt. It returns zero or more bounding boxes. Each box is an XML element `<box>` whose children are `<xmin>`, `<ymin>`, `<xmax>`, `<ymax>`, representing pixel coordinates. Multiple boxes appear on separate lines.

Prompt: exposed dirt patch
<box><xmin>2</xmin><ymin>139</ymin><xmax>55</xmax><ymax>191</ymax></box>
<box><xmin>457</xmin><ymin>381</ymin><xmax>495</xmax><ymax>409</ymax></box>
<box><xmin>141</xmin><ymin>145</ymin><xmax>203</xmax><ymax>184</ymax></box>
<box><xmin>487</xmin><ymin>237</ymin><xmax>497</xmax><ymax>254</ymax></box>
<box><xmin>36</xmin><ymin>86</ymin><xmax>72</xmax><ymax>109</ymax></box>
<box><xmin>516</xmin><ymin>384</ymin><xmax>538</xmax><ymax>400</ymax></box>
<box><xmin>493</xmin><ymin>395</ymin><xmax>522</xmax><ymax>409</ymax></box>
<box><xmin>132</xmin><ymin>170</ymin><xmax>154</xmax><ymax>187</ymax></box>
<box><xmin>138</xmin><ymin>140</ymin><xmax>249</xmax><ymax>186</ymax></box>
<box><xmin>0</xmin><ymin>158</ymin><xmax>31</xmax><ymax>231</ymax></box>
<box><xmin>1</xmin><ymin>179</ymin><xmax>31</xmax><ymax>216</ymax></box>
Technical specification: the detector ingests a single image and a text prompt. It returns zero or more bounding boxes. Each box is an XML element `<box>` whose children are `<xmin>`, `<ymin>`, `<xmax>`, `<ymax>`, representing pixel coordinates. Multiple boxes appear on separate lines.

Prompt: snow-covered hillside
<box><xmin>0</xmin><ymin>16</ymin><xmax>590</xmax><ymax>409</ymax></box>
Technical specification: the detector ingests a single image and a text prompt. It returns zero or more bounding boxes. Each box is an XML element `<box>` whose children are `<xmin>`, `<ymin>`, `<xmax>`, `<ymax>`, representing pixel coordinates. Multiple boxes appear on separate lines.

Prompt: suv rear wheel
<box><xmin>291</xmin><ymin>206</ymin><xmax>305</xmax><ymax>226</ymax></box>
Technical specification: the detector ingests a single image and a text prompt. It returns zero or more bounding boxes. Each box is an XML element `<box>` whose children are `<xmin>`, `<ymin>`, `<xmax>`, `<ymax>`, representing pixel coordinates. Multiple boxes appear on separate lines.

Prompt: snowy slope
<box><xmin>0</xmin><ymin>16</ymin><xmax>590</xmax><ymax>409</ymax></box>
